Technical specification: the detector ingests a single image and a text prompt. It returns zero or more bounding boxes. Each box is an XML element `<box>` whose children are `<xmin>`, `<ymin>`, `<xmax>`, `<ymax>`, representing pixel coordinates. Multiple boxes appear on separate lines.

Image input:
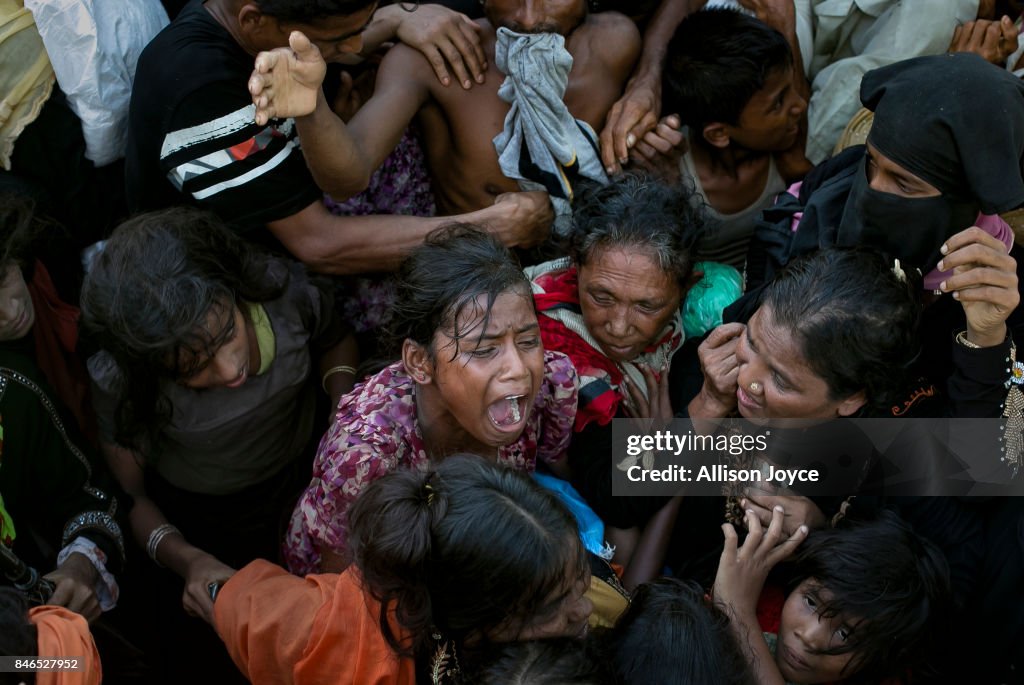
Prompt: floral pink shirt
<box><xmin>283</xmin><ymin>351</ymin><xmax>579</xmax><ymax>574</ymax></box>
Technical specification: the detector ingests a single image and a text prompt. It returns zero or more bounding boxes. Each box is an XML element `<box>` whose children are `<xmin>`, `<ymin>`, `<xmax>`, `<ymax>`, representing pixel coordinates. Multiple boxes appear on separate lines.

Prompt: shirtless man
<box><xmin>250</xmin><ymin>0</ymin><xmax>641</xmax><ymax>215</ymax></box>
<box><xmin>128</xmin><ymin>0</ymin><xmax>552</xmax><ymax>276</ymax></box>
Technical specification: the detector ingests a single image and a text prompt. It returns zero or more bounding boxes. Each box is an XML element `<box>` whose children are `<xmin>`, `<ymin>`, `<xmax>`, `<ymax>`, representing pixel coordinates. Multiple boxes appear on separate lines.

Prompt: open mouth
<box><xmin>737</xmin><ymin>387</ymin><xmax>762</xmax><ymax>410</ymax></box>
<box><xmin>487</xmin><ymin>394</ymin><xmax>528</xmax><ymax>430</ymax></box>
<box><xmin>224</xmin><ymin>366</ymin><xmax>248</xmax><ymax>389</ymax></box>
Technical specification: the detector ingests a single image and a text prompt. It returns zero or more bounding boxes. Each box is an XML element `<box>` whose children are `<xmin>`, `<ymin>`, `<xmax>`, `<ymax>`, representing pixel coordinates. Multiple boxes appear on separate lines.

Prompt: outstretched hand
<box><xmin>249</xmin><ymin>31</ymin><xmax>327</xmax><ymax>126</ymax></box>
<box><xmin>713</xmin><ymin>506</ymin><xmax>808</xmax><ymax>617</ymax></box>
<box><xmin>622</xmin><ymin>362</ymin><xmax>675</xmax><ymax>424</ymax></box>
<box><xmin>938</xmin><ymin>226</ymin><xmax>1019</xmax><ymax>347</ymax></box>
<box><xmin>600</xmin><ymin>71</ymin><xmax>662</xmax><ymax>174</ymax></box>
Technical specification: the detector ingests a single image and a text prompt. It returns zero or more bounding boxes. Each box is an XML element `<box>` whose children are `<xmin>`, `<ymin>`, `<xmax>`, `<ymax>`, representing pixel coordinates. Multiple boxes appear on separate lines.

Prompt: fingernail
<box><xmin>940</xmin><ymin>243</ymin><xmax>949</xmax><ymax>255</ymax></box>
<box><xmin>626</xmin><ymin>133</ymin><xmax>637</xmax><ymax>147</ymax></box>
<box><xmin>939</xmin><ymin>280</ymin><xmax>947</xmax><ymax>291</ymax></box>
<box><xmin>463</xmin><ymin>80</ymin><xmax>471</xmax><ymax>89</ymax></box>
<box><xmin>799</xmin><ymin>525</ymin><xmax>809</xmax><ymax>534</ymax></box>
<box><xmin>618</xmin><ymin>157</ymin><xmax>629</xmax><ymax>165</ymax></box>
<box><xmin>937</xmin><ymin>260</ymin><xmax>945</xmax><ymax>271</ymax></box>
<box><xmin>740</xmin><ymin>498</ymin><xmax>748</xmax><ymax>508</ymax></box>
<box><xmin>746</xmin><ymin>509</ymin><xmax>755</xmax><ymax>516</ymax></box>
<box><xmin>953</xmin><ymin>291</ymin><xmax>961</xmax><ymax>300</ymax></box>
<box><xmin>774</xmin><ymin>505</ymin><xmax>784</xmax><ymax>513</ymax></box>
<box><xmin>606</xmin><ymin>166</ymin><xmax>616</xmax><ymax>174</ymax></box>
<box><xmin>442</xmin><ymin>77</ymin><xmax>450</xmax><ymax>86</ymax></box>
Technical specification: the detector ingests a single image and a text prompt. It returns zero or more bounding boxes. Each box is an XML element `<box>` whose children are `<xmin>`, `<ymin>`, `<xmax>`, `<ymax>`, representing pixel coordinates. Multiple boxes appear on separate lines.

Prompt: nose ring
<box><xmin>749</xmin><ymin>381</ymin><xmax>762</xmax><ymax>393</ymax></box>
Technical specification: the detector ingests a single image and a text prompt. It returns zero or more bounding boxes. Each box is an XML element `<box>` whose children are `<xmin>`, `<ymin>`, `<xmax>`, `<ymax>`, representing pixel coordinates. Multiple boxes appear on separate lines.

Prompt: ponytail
<box><xmin>348</xmin><ymin>456</ymin><xmax>585</xmax><ymax>658</ymax></box>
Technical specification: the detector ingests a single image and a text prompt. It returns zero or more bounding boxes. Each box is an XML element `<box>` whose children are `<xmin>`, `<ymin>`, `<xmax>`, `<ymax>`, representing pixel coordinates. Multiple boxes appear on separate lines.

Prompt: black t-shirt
<box><xmin>125</xmin><ymin>0</ymin><xmax>321</xmax><ymax>232</ymax></box>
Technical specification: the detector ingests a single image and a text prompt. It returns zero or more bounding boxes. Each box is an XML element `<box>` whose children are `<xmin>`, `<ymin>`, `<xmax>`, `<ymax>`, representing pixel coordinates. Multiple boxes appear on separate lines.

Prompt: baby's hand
<box><xmin>713</xmin><ymin>506</ymin><xmax>807</xmax><ymax>618</ymax></box>
<box><xmin>249</xmin><ymin>31</ymin><xmax>327</xmax><ymax>126</ymax></box>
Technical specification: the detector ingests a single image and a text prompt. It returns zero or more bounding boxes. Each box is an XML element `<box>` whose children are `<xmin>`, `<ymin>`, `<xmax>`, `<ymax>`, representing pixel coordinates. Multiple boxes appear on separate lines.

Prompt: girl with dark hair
<box><xmin>596</xmin><ymin>577</ymin><xmax>755</xmax><ymax>685</ymax></box>
<box><xmin>285</xmin><ymin>224</ymin><xmax>578</xmax><ymax>574</ymax></box>
<box><xmin>524</xmin><ymin>172</ymin><xmax>706</xmax><ymax>588</ymax></box>
<box><xmin>713</xmin><ymin>509</ymin><xmax>950</xmax><ymax>685</ymax></box>
<box><xmin>214</xmin><ymin>455</ymin><xmax>593</xmax><ymax>685</ymax></box>
<box><xmin>79</xmin><ymin>206</ymin><xmax>356</xmax><ymax>627</ymax></box>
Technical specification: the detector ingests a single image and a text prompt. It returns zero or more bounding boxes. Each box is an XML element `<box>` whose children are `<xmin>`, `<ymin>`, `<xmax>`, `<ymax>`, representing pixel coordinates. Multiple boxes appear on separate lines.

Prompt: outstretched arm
<box><xmin>600</xmin><ymin>0</ymin><xmax>703</xmax><ymax>174</ymax></box>
<box><xmin>101</xmin><ymin>442</ymin><xmax>234</xmax><ymax>625</ymax></box>
<box><xmin>268</xmin><ymin>191</ymin><xmax>553</xmax><ymax>275</ymax></box>
<box><xmin>713</xmin><ymin>507</ymin><xmax>808</xmax><ymax>685</ymax></box>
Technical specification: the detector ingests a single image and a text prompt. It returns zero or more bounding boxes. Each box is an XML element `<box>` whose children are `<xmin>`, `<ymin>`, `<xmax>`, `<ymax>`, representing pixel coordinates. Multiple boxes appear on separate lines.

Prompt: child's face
<box><xmin>777</xmin><ymin>579</ymin><xmax>860</xmax><ymax>684</ymax></box>
<box><xmin>177</xmin><ymin>303</ymin><xmax>254</xmax><ymax>390</ymax></box>
<box><xmin>728</xmin><ymin>65</ymin><xmax>806</xmax><ymax>153</ymax></box>
<box><xmin>428</xmin><ymin>288</ymin><xmax>545</xmax><ymax>451</ymax></box>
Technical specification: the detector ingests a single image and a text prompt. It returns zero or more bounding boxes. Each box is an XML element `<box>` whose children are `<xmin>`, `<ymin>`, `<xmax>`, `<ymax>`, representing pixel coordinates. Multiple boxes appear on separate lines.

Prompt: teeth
<box><xmin>506</xmin><ymin>395</ymin><xmax>522</xmax><ymax>423</ymax></box>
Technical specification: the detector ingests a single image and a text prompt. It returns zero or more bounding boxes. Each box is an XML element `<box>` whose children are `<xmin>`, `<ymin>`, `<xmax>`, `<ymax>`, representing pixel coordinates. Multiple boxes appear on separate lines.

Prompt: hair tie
<box><xmin>892</xmin><ymin>258</ymin><xmax>907</xmax><ymax>283</ymax></box>
<box><xmin>424</xmin><ymin>482</ymin><xmax>437</xmax><ymax>506</ymax></box>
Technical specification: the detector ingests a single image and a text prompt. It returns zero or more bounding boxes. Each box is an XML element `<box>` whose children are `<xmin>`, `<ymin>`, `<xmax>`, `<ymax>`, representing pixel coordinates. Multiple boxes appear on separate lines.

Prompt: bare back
<box><xmin>375</xmin><ymin>13</ymin><xmax>640</xmax><ymax>215</ymax></box>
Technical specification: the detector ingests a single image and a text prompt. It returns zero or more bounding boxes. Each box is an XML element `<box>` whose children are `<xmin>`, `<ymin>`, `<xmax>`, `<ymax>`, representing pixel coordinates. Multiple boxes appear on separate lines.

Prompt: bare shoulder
<box><xmin>581</xmin><ymin>11</ymin><xmax>641</xmax><ymax>66</ymax></box>
<box><xmin>376</xmin><ymin>41</ymin><xmax>436</xmax><ymax>90</ymax></box>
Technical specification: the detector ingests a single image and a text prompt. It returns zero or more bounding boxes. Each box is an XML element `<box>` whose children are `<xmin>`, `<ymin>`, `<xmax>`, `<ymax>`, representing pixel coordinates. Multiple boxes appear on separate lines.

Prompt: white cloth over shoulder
<box><xmin>25</xmin><ymin>0</ymin><xmax>168</xmax><ymax>166</ymax></box>
<box><xmin>492</xmin><ymin>27</ymin><xmax>607</xmax><ymax>236</ymax></box>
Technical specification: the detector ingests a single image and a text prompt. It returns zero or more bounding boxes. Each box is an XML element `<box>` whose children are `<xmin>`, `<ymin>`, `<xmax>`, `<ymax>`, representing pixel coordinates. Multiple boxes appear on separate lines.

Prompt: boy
<box><xmin>637</xmin><ymin>9</ymin><xmax>809</xmax><ymax>270</ymax></box>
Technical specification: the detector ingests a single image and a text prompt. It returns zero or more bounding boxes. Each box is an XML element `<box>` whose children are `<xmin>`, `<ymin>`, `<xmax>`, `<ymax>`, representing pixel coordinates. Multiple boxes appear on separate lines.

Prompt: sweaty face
<box><xmin>484</xmin><ymin>0</ymin><xmax>587</xmax><ymax>35</ymax></box>
<box><xmin>578</xmin><ymin>246</ymin><xmax>682</xmax><ymax>364</ymax></box>
<box><xmin>176</xmin><ymin>303</ymin><xmax>255</xmax><ymax>390</ymax></box>
<box><xmin>428</xmin><ymin>289</ymin><xmax>545</xmax><ymax>450</ymax></box>
<box><xmin>0</xmin><ymin>263</ymin><xmax>34</xmax><ymax>342</ymax></box>
<box><xmin>734</xmin><ymin>306</ymin><xmax>864</xmax><ymax>420</ymax></box>
<box><xmin>777</xmin><ymin>579</ymin><xmax>860</xmax><ymax>684</ymax></box>
<box><xmin>276</xmin><ymin>4</ymin><xmax>377</xmax><ymax>62</ymax></box>
<box><xmin>865</xmin><ymin>142</ymin><xmax>941</xmax><ymax>199</ymax></box>
<box><xmin>728</xmin><ymin>65</ymin><xmax>806</xmax><ymax>152</ymax></box>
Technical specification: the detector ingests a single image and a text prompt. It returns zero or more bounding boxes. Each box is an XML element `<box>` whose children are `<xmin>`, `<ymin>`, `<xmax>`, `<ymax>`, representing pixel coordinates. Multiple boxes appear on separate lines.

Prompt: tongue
<box><xmin>488</xmin><ymin>398</ymin><xmax>519</xmax><ymax>427</ymax></box>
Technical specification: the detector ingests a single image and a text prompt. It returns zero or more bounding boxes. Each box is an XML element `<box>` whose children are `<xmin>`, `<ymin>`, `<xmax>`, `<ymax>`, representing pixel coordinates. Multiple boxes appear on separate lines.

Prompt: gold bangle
<box><xmin>955</xmin><ymin>331</ymin><xmax>982</xmax><ymax>349</ymax></box>
<box><xmin>322</xmin><ymin>365</ymin><xmax>357</xmax><ymax>392</ymax></box>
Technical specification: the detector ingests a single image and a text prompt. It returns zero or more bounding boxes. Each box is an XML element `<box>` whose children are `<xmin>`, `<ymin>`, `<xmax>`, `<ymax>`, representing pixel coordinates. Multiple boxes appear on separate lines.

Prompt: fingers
<box><xmin>766</xmin><ymin>521</ymin><xmax>810</xmax><ymax>566</ymax></box>
<box><xmin>288</xmin><ymin>31</ymin><xmax>315</xmax><ymax>59</ymax></box>
<box><xmin>621</xmin><ymin>374</ymin><xmax>648</xmax><ymax>417</ymax></box>
<box><xmin>740</xmin><ymin>496</ymin><xmax>774</xmax><ymax>528</ymax></box>
<box><xmin>47</xmin><ymin>580</ymin><xmax>73</xmax><ymax>609</ymax></box>
<box><xmin>720</xmin><ymin>522</ymin><xmax>739</xmax><ymax>559</ymax></box>
<box><xmin>183</xmin><ymin>586</ymin><xmax>216</xmax><ymax>625</ymax></box>
<box><xmin>704</xmin><ymin>322</ymin><xmax>746</xmax><ymax>349</ymax></box>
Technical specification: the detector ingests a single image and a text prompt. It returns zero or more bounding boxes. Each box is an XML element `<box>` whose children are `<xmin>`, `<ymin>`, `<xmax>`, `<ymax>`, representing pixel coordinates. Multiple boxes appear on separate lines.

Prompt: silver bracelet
<box><xmin>146</xmin><ymin>524</ymin><xmax>181</xmax><ymax>566</ymax></box>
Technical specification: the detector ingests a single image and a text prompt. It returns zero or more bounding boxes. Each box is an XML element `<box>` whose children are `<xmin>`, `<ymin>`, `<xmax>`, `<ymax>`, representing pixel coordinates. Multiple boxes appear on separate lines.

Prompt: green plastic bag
<box><xmin>682</xmin><ymin>261</ymin><xmax>743</xmax><ymax>338</ymax></box>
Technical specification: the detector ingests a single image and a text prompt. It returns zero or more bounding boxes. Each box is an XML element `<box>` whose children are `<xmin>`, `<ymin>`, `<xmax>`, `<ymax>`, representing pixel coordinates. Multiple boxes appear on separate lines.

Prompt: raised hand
<box><xmin>249</xmin><ymin>31</ymin><xmax>327</xmax><ymax>126</ymax></box>
<box><xmin>938</xmin><ymin>226</ymin><xmax>1020</xmax><ymax>347</ymax></box>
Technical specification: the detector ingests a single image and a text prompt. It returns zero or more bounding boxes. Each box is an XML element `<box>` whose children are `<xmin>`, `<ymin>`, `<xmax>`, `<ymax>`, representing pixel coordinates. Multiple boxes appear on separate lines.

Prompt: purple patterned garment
<box><xmin>324</xmin><ymin>127</ymin><xmax>436</xmax><ymax>333</ymax></box>
<box><xmin>283</xmin><ymin>350</ymin><xmax>579</xmax><ymax>575</ymax></box>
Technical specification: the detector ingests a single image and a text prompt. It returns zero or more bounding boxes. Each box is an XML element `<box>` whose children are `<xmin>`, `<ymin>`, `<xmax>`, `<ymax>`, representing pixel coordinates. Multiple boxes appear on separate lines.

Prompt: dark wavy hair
<box><xmin>566</xmin><ymin>172</ymin><xmax>708</xmax><ymax>290</ymax></box>
<box><xmin>473</xmin><ymin>639</ymin><xmax>611</xmax><ymax>685</ymax></box>
<box><xmin>347</xmin><ymin>455</ymin><xmax>588</xmax><ymax>665</ymax></box>
<box><xmin>760</xmin><ymin>247</ymin><xmax>922</xmax><ymax>414</ymax></box>
<box><xmin>254</xmin><ymin>0</ymin><xmax>376</xmax><ymax>23</ymax></box>
<box><xmin>79</xmin><ymin>207</ymin><xmax>288</xmax><ymax>451</ymax></box>
<box><xmin>0</xmin><ymin>588</ymin><xmax>37</xmax><ymax>685</ymax></box>
<box><xmin>663</xmin><ymin>8</ymin><xmax>792</xmax><ymax>128</ymax></box>
<box><xmin>785</xmin><ymin>510</ymin><xmax>952</xmax><ymax>683</ymax></box>
<box><xmin>385</xmin><ymin>224</ymin><xmax>531</xmax><ymax>361</ymax></box>
<box><xmin>596</xmin><ymin>577</ymin><xmax>755</xmax><ymax>685</ymax></box>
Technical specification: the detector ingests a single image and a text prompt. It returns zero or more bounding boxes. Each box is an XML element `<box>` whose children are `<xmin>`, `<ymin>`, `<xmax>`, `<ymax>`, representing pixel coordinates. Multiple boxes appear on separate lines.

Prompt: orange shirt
<box><xmin>214</xmin><ymin>559</ymin><xmax>416</xmax><ymax>685</ymax></box>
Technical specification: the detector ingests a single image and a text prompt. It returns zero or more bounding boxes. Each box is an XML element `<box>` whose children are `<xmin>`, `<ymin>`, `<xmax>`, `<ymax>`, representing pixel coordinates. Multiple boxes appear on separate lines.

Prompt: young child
<box><xmin>640</xmin><ymin>9</ymin><xmax>810</xmax><ymax>270</ymax></box>
<box><xmin>713</xmin><ymin>508</ymin><xmax>951</xmax><ymax>685</ymax></box>
<box><xmin>284</xmin><ymin>225</ymin><xmax>578</xmax><ymax>575</ymax></box>
<box><xmin>595</xmin><ymin>577</ymin><xmax>755</xmax><ymax>684</ymax></box>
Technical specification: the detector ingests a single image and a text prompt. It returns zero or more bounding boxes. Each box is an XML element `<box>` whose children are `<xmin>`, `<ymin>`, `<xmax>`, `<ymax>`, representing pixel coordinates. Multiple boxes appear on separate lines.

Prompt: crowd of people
<box><xmin>2</xmin><ymin>0</ymin><xmax>1024</xmax><ymax>683</ymax></box>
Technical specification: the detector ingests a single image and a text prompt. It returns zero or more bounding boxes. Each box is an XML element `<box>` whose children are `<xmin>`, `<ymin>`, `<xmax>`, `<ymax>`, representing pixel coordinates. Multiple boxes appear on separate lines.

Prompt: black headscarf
<box><xmin>862</xmin><ymin>52</ymin><xmax>1024</xmax><ymax>213</ymax></box>
<box><xmin>836</xmin><ymin>53</ymin><xmax>1024</xmax><ymax>273</ymax></box>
